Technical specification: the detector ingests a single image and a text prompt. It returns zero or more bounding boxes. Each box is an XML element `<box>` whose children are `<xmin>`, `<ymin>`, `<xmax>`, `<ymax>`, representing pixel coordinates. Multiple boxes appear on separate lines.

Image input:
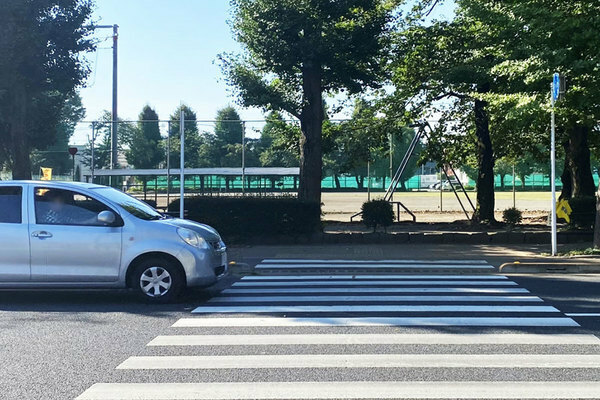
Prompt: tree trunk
<box><xmin>568</xmin><ymin>124</ymin><xmax>596</xmax><ymax>197</ymax></box>
<box><xmin>472</xmin><ymin>84</ymin><xmax>495</xmax><ymax>223</ymax></box>
<box><xmin>334</xmin><ymin>174</ymin><xmax>341</xmax><ymax>189</ymax></box>
<box><xmin>499</xmin><ymin>174</ymin><xmax>506</xmax><ymax>190</ymax></box>
<box><xmin>9</xmin><ymin>86</ymin><xmax>32</xmax><ymax>180</ymax></box>
<box><xmin>298</xmin><ymin>66</ymin><xmax>323</xmax><ymax>204</ymax></box>
<box><xmin>355</xmin><ymin>175</ymin><xmax>364</xmax><ymax>189</ymax></box>
<box><xmin>560</xmin><ymin>140</ymin><xmax>572</xmax><ymax>200</ymax></box>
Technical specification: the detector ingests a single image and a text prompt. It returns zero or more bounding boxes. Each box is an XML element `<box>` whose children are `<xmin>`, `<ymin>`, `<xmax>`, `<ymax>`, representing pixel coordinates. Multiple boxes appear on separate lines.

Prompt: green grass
<box><xmin>560</xmin><ymin>247</ymin><xmax>600</xmax><ymax>256</ymax></box>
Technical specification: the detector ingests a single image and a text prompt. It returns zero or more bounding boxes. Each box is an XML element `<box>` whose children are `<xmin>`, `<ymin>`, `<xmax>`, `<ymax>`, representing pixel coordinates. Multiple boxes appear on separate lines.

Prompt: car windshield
<box><xmin>92</xmin><ymin>187</ymin><xmax>164</xmax><ymax>221</ymax></box>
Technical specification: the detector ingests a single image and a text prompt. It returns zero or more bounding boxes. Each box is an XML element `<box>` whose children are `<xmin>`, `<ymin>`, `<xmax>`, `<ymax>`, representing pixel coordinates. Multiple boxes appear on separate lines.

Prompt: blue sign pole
<box><xmin>550</xmin><ymin>74</ymin><xmax>559</xmax><ymax>256</ymax></box>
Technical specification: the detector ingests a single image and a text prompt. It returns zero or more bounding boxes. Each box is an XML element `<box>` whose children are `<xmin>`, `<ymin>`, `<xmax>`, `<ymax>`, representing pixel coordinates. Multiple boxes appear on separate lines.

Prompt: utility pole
<box><xmin>90</xmin><ymin>122</ymin><xmax>96</xmax><ymax>182</ymax></box>
<box><xmin>180</xmin><ymin>111</ymin><xmax>185</xmax><ymax>219</ymax></box>
<box><xmin>92</xmin><ymin>24</ymin><xmax>119</xmax><ymax>183</ymax></box>
<box><xmin>367</xmin><ymin>159</ymin><xmax>371</xmax><ymax>202</ymax></box>
<box><xmin>389</xmin><ymin>132</ymin><xmax>393</xmax><ymax>201</ymax></box>
<box><xmin>111</xmin><ymin>25</ymin><xmax>119</xmax><ymax>171</ymax></box>
<box><xmin>512</xmin><ymin>164</ymin><xmax>516</xmax><ymax>208</ymax></box>
<box><xmin>166</xmin><ymin>121</ymin><xmax>171</xmax><ymax>211</ymax></box>
<box><xmin>440</xmin><ymin>167</ymin><xmax>443</xmax><ymax>212</ymax></box>
<box><xmin>241</xmin><ymin>121</ymin><xmax>246</xmax><ymax>194</ymax></box>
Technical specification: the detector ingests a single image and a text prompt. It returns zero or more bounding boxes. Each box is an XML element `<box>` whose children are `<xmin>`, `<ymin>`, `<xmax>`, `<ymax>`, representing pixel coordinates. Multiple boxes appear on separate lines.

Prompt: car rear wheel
<box><xmin>131</xmin><ymin>257</ymin><xmax>184</xmax><ymax>303</ymax></box>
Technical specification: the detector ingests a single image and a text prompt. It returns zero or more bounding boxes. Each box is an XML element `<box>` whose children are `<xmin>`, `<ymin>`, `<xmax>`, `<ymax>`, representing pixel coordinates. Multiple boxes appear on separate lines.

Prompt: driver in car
<box><xmin>40</xmin><ymin>190</ymin><xmax>98</xmax><ymax>225</ymax></box>
<box><xmin>41</xmin><ymin>190</ymin><xmax>75</xmax><ymax>225</ymax></box>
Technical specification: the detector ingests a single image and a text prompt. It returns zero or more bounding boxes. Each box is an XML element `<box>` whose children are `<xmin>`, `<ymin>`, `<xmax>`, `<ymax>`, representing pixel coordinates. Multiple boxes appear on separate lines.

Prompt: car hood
<box><xmin>159</xmin><ymin>218</ymin><xmax>221</xmax><ymax>241</ymax></box>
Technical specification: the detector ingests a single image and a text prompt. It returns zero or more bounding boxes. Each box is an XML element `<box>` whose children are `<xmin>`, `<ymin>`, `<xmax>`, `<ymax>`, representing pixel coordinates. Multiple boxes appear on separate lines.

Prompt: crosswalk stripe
<box><xmin>191</xmin><ymin>304</ymin><xmax>558</xmax><ymax>313</ymax></box>
<box><xmin>208</xmin><ymin>295</ymin><xmax>543</xmax><ymax>303</ymax></box>
<box><xmin>260</xmin><ymin>259</ymin><xmax>492</xmax><ymax>264</ymax></box>
<box><xmin>566</xmin><ymin>313</ymin><xmax>600</xmax><ymax>317</ymax></box>
<box><xmin>241</xmin><ymin>275</ymin><xmax>508</xmax><ymax>280</ymax></box>
<box><xmin>148</xmin><ymin>333</ymin><xmax>600</xmax><ymax>347</ymax></box>
<box><xmin>256</xmin><ymin>263</ymin><xmax>494</xmax><ymax>269</ymax></box>
<box><xmin>76</xmin><ymin>381</ymin><xmax>600</xmax><ymax>400</ymax></box>
<box><xmin>173</xmin><ymin>316</ymin><xmax>579</xmax><ymax>327</ymax></box>
<box><xmin>223</xmin><ymin>287</ymin><xmax>531</xmax><ymax>294</ymax></box>
<box><xmin>117</xmin><ymin>353</ymin><xmax>600</xmax><ymax>369</ymax></box>
<box><xmin>232</xmin><ymin>280</ymin><xmax>516</xmax><ymax>287</ymax></box>
<box><xmin>76</xmin><ymin>259</ymin><xmax>591</xmax><ymax>400</ymax></box>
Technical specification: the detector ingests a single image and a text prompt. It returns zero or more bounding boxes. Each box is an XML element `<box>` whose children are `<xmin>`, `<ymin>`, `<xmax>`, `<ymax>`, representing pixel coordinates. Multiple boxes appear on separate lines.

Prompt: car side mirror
<box><xmin>98</xmin><ymin>210</ymin><xmax>116</xmax><ymax>225</ymax></box>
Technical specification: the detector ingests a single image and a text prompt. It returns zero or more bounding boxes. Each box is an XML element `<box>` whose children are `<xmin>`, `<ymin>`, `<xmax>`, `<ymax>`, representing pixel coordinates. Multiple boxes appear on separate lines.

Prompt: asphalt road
<box><xmin>1</xmin><ymin>261</ymin><xmax>600</xmax><ymax>399</ymax></box>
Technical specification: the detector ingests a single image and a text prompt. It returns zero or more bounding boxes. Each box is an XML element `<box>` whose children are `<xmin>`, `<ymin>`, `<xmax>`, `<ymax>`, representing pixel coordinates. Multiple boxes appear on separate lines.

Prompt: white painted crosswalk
<box><xmin>77</xmin><ymin>259</ymin><xmax>600</xmax><ymax>400</ymax></box>
<box><xmin>77</xmin><ymin>381</ymin><xmax>600</xmax><ymax>400</ymax></box>
<box><xmin>117</xmin><ymin>353</ymin><xmax>600</xmax><ymax>370</ymax></box>
<box><xmin>173</xmin><ymin>316</ymin><xmax>580</xmax><ymax>327</ymax></box>
<box><xmin>147</xmin><ymin>333</ymin><xmax>600</xmax><ymax>346</ymax></box>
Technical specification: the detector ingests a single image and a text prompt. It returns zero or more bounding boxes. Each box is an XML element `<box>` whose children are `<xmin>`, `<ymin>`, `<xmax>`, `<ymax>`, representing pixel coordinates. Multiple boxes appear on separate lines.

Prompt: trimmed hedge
<box><xmin>362</xmin><ymin>199</ymin><xmax>394</xmax><ymax>232</ymax></box>
<box><xmin>502</xmin><ymin>207</ymin><xmax>523</xmax><ymax>226</ymax></box>
<box><xmin>169</xmin><ymin>196</ymin><xmax>321</xmax><ymax>237</ymax></box>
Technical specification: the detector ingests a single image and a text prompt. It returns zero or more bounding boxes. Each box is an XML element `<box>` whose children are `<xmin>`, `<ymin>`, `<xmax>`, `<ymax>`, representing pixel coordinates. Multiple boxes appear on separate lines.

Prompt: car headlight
<box><xmin>177</xmin><ymin>228</ymin><xmax>209</xmax><ymax>249</ymax></box>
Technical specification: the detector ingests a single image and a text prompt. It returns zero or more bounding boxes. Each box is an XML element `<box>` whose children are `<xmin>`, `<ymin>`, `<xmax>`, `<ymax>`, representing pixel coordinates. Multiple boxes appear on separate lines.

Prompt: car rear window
<box><xmin>0</xmin><ymin>186</ymin><xmax>22</xmax><ymax>224</ymax></box>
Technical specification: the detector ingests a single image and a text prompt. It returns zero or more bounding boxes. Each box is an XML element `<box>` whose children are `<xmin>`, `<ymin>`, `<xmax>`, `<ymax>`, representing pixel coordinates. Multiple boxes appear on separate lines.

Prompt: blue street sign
<box><xmin>552</xmin><ymin>73</ymin><xmax>560</xmax><ymax>101</ymax></box>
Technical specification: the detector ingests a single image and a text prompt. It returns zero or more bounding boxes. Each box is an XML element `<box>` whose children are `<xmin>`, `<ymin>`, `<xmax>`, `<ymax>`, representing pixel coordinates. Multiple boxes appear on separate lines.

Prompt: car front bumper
<box><xmin>176</xmin><ymin>244</ymin><xmax>228</xmax><ymax>288</ymax></box>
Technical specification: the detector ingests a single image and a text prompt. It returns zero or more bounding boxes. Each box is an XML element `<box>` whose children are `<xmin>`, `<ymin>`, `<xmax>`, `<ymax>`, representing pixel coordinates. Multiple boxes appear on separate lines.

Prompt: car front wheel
<box><xmin>131</xmin><ymin>257</ymin><xmax>184</xmax><ymax>303</ymax></box>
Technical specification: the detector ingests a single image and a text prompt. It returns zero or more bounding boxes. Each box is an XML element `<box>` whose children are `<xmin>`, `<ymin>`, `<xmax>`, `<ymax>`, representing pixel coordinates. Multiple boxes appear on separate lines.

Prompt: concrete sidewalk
<box><xmin>227</xmin><ymin>243</ymin><xmax>600</xmax><ymax>272</ymax></box>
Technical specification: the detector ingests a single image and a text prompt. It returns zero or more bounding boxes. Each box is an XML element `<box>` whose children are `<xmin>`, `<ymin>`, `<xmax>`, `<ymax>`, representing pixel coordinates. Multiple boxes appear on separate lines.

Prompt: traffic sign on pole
<box><xmin>552</xmin><ymin>73</ymin><xmax>560</xmax><ymax>102</ymax></box>
<box><xmin>550</xmin><ymin>73</ymin><xmax>559</xmax><ymax>256</ymax></box>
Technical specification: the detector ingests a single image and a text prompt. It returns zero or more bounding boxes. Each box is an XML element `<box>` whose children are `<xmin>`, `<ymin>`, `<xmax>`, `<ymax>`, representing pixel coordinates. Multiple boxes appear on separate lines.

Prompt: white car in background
<box><xmin>0</xmin><ymin>181</ymin><xmax>227</xmax><ymax>303</ymax></box>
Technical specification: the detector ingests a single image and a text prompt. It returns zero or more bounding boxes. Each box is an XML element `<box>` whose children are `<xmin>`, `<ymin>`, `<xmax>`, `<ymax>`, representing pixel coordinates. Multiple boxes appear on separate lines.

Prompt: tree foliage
<box><xmin>0</xmin><ymin>0</ymin><xmax>95</xmax><ymax>178</ymax></box>
<box><xmin>223</xmin><ymin>0</ymin><xmax>398</xmax><ymax>203</ymax></box>
<box><xmin>31</xmin><ymin>92</ymin><xmax>86</xmax><ymax>175</ymax></box>
<box><xmin>168</xmin><ymin>105</ymin><xmax>203</xmax><ymax>168</ymax></box>
<box><xmin>125</xmin><ymin>106</ymin><xmax>164</xmax><ymax>191</ymax></box>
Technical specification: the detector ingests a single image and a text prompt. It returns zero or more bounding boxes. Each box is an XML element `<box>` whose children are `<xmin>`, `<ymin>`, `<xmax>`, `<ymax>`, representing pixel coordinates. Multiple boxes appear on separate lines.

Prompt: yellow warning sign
<box><xmin>40</xmin><ymin>167</ymin><xmax>53</xmax><ymax>181</ymax></box>
<box><xmin>556</xmin><ymin>198</ymin><xmax>572</xmax><ymax>223</ymax></box>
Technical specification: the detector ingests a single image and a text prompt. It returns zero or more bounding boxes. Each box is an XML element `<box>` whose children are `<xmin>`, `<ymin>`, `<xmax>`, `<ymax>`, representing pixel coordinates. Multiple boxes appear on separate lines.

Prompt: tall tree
<box><xmin>82</xmin><ymin>111</ymin><xmax>136</xmax><ymax>171</ymax></box>
<box><xmin>388</xmin><ymin>5</ymin><xmax>500</xmax><ymax>222</ymax></box>
<box><xmin>214</xmin><ymin>106</ymin><xmax>243</xmax><ymax>150</ymax></box>
<box><xmin>259</xmin><ymin>111</ymin><xmax>300</xmax><ymax>168</ymax></box>
<box><xmin>222</xmin><ymin>0</ymin><xmax>398</xmax><ymax>203</ymax></box>
<box><xmin>476</xmin><ymin>0</ymin><xmax>599</xmax><ymax>199</ymax></box>
<box><xmin>31</xmin><ymin>92</ymin><xmax>86</xmax><ymax>175</ymax></box>
<box><xmin>168</xmin><ymin>105</ymin><xmax>202</xmax><ymax>168</ymax></box>
<box><xmin>126</xmin><ymin>106</ymin><xmax>164</xmax><ymax>194</ymax></box>
<box><xmin>0</xmin><ymin>0</ymin><xmax>94</xmax><ymax>179</ymax></box>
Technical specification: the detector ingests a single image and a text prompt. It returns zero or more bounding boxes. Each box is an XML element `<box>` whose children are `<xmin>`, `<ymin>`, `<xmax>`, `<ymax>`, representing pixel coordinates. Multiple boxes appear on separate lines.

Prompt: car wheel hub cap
<box><xmin>140</xmin><ymin>266</ymin><xmax>172</xmax><ymax>297</ymax></box>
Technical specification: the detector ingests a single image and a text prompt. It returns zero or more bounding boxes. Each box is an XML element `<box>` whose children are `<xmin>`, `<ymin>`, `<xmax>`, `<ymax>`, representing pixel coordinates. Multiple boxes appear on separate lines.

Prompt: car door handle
<box><xmin>31</xmin><ymin>231</ymin><xmax>53</xmax><ymax>239</ymax></box>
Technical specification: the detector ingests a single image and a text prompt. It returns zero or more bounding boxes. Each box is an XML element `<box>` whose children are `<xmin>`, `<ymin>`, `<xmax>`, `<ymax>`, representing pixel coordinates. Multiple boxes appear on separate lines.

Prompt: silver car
<box><xmin>0</xmin><ymin>181</ymin><xmax>227</xmax><ymax>302</ymax></box>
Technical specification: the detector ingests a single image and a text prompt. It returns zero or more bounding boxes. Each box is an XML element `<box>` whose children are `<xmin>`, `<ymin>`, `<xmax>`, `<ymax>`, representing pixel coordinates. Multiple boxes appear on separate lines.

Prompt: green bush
<box><xmin>362</xmin><ymin>199</ymin><xmax>394</xmax><ymax>232</ymax></box>
<box><xmin>568</xmin><ymin>196</ymin><xmax>596</xmax><ymax>229</ymax></box>
<box><xmin>169</xmin><ymin>196</ymin><xmax>321</xmax><ymax>237</ymax></box>
<box><xmin>502</xmin><ymin>207</ymin><xmax>523</xmax><ymax>226</ymax></box>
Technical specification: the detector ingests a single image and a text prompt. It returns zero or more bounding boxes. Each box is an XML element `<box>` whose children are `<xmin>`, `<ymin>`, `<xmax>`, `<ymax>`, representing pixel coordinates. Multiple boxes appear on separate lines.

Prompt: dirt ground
<box><xmin>142</xmin><ymin>191</ymin><xmax>550</xmax><ymax>224</ymax></box>
<box><xmin>321</xmin><ymin>191</ymin><xmax>549</xmax><ymax>223</ymax></box>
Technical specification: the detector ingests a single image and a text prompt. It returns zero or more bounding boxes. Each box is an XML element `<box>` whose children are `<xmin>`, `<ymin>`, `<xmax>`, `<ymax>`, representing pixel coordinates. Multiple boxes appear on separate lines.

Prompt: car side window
<box><xmin>0</xmin><ymin>187</ymin><xmax>22</xmax><ymax>224</ymax></box>
<box><xmin>34</xmin><ymin>187</ymin><xmax>113</xmax><ymax>226</ymax></box>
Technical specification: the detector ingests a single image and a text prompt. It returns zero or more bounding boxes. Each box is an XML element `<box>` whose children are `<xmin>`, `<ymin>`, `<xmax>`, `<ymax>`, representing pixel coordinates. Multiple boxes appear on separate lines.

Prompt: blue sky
<box><xmin>74</xmin><ymin>0</ymin><xmax>456</xmax><ymax>144</ymax></box>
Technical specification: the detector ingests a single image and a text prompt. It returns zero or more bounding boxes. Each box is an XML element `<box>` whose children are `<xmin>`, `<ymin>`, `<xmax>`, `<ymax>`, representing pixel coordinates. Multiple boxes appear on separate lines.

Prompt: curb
<box><xmin>226</xmin><ymin>262</ymin><xmax>499</xmax><ymax>276</ymax></box>
<box><xmin>226</xmin><ymin>231</ymin><xmax>593</xmax><ymax>246</ymax></box>
<box><xmin>499</xmin><ymin>262</ymin><xmax>600</xmax><ymax>274</ymax></box>
<box><xmin>249</xmin><ymin>268</ymin><xmax>498</xmax><ymax>275</ymax></box>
